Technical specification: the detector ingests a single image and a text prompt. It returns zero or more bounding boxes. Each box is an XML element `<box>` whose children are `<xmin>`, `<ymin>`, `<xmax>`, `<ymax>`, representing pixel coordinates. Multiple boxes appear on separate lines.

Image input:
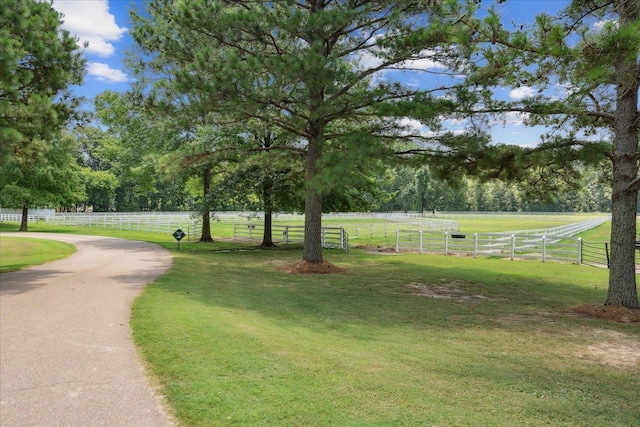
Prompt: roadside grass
<box><xmin>0</xmin><ymin>235</ymin><xmax>76</xmax><ymax>273</ymax></box>
<box><xmin>132</xmin><ymin>243</ymin><xmax>639</xmax><ymax>426</ymax></box>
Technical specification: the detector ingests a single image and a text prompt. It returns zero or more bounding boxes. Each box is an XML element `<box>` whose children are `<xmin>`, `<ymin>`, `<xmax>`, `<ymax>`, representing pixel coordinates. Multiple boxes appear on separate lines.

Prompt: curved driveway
<box><xmin>0</xmin><ymin>233</ymin><xmax>174</xmax><ymax>426</ymax></box>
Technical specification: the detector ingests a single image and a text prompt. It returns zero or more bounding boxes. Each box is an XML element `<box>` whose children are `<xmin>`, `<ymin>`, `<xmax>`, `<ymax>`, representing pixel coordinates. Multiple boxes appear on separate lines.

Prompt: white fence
<box><xmin>18</xmin><ymin>212</ymin><xmax>610</xmax><ymax>263</ymax></box>
<box><xmin>394</xmin><ymin>217</ymin><xmax>612</xmax><ymax>264</ymax></box>
<box><xmin>396</xmin><ymin>230</ymin><xmax>583</xmax><ymax>263</ymax></box>
<box><xmin>500</xmin><ymin>216</ymin><xmax>611</xmax><ymax>237</ymax></box>
<box><xmin>0</xmin><ymin>214</ymin><xmax>41</xmax><ymax>223</ymax></box>
<box><xmin>46</xmin><ymin>213</ymin><xmax>200</xmax><ymax>235</ymax></box>
<box><xmin>234</xmin><ymin>223</ymin><xmax>349</xmax><ymax>251</ymax></box>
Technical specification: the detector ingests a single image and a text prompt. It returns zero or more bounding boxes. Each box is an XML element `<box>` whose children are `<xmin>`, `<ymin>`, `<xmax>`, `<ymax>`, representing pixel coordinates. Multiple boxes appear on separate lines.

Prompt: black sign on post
<box><xmin>173</xmin><ymin>228</ymin><xmax>186</xmax><ymax>249</ymax></box>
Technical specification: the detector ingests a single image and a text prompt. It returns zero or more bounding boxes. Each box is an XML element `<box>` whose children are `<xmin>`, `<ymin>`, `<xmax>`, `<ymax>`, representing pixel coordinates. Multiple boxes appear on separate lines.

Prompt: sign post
<box><xmin>172</xmin><ymin>228</ymin><xmax>186</xmax><ymax>249</ymax></box>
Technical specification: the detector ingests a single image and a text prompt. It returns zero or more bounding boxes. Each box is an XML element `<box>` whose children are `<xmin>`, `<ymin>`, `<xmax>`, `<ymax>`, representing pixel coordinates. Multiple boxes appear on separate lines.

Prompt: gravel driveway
<box><xmin>0</xmin><ymin>233</ymin><xmax>174</xmax><ymax>426</ymax></box>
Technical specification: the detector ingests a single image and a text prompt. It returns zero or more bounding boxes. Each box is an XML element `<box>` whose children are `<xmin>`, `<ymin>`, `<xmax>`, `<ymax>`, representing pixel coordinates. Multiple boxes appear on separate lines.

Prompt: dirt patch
<box><xmin>568</xmin><ymin>304</ymin><xmax>640</xmax><ymax>323</ymax></box>
<box><xmin>279</xmin><ymin>260</ymin><xmax>346</xmax><ymax>274</ymax></box>
<box><xmin>576</xmin><ymin>329</ymin><xmax>640</xmax><ymax>369</ymax></box>
<box><xmin>354</xmin><ymin>245</ymin><xmax>400</xmax><ymax>255</ymax></box>
<box><xmin>406</xmin><ymin>280</ymin><xmax>501</xmax><ymax>303</ymax></box>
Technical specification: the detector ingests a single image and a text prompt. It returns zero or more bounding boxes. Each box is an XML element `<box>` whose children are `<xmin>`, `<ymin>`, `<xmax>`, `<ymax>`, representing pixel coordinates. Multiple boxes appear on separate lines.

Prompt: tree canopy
<box><xmin>0</xmin><ymin>0</ymin><xmax>86</xmax><ymax>229</ymax></box>
<box><xmin>451</xmin><ymin>0</ymin><xmax>639</xmax><ymax>308</ymax></box>
<box><xmin>130</xmin><ymin>0</ymin><xmax>477</xmax><ymax>265</ymax></box>
<box><xmin>0</xmin><ymin>0</ymin><xmax>85</xmax><ymax>164</ymax></box>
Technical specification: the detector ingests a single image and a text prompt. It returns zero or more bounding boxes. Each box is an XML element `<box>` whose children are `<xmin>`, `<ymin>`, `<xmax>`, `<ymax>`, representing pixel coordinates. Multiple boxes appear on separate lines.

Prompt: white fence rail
<box><xmin>234</xmin><ymin>223</ymin><xmax>349</xmax><ymax>251</ymax></box>
<box><xmin>46</xmin><ymin>213</ymin><xmax>200</xmax><ymax>235</ymax></box>
<box><xmin>396</xmin><ymin>230</ymin><xmax>583</xmax><ymax>263</ymax></box>
<box><xmin>0</xmin><ymin>214</ymin><xmax>41</xmax><ymax>223</ymax></box>
<box><xmin>500</xmin><ymin>216</ymin><xmax>611</xmax><ymax>237</ymax></box>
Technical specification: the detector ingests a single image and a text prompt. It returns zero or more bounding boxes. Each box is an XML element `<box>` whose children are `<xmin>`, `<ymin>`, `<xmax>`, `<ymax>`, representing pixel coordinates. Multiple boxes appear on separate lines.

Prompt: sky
<box><xmin>51</xmin><ymin>0</ymin><xmax>574</xmax><ymax>147</ymax></box>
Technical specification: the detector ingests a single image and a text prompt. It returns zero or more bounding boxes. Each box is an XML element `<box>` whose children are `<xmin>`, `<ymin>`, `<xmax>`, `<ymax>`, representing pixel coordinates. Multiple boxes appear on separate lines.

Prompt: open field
<box><xmin>1</xmin><ymin>216</ymin><xmax>638</xmax><ymax>426</ymax></box>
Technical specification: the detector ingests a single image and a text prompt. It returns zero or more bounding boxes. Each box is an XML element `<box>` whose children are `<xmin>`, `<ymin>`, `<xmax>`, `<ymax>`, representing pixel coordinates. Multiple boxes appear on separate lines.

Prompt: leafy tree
<box><xmin>93</xmin><ymin>91</ymin><xmax>187</xmax><ymax>212</ymax></box>
<box><xmin>130</xmin><ymin>0</ymin><xmax>475</xmax><ymax>266</ymax></box>
<box><xmin>0</xmin><ymin>0</ymin><xmax>85</xmax><ymax>163</ymax></box>
<box><xmin>456</xmin><ymin>0</ymin><xmax>638</xmax><ymax>308</ymax></box>
<box><xmin>0</xmin><ymin>0</ymin><xmax>85</xmax><ymax>228</ymax></box>
<box><xmin>228</xmin><ymin>128</ymin><xmax>305</xmax><ymax>248</ymax></box>
<box><xmin>0</xmin><ymin>132</ymin><xmax>84</xmax><ymax>230</ymax></box>
<box><xmin>79</xmin><ymin>168</ymin><xmax>118</xmax><ymax>212</ymax></box>
<box><xmin>165</xmin><ymin>125</ymin><xmax>240</xmax><ymax>242</ymax></box>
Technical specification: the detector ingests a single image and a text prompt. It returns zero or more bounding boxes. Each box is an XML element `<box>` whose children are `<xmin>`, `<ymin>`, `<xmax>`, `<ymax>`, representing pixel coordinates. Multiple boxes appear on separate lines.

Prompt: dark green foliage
<box><xmin>130</xmin><ymin>0</ymin><xmax>480</xmax><ymax>263</ymax></box>
<box><xmin>456</xmin><ymin>0</ymin><xmax>639</xmax><ymax>308</ymax></box>
<box><xmin>0</xmin><ymin>133</ymin><xmax>85</xmax><ymax>228</ymax></box>
<box><xmin>0</xmin><ymin>0</ymin><xmax>85</xmax><ymax>165</ymax></box>
<box><xmin>0</xmin><ymin>0</ymin><xmax>86</xmax><ymax>229</ymax></box>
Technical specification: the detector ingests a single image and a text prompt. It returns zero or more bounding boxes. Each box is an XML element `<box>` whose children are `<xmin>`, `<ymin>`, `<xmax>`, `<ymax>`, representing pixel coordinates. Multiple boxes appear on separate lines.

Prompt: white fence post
<box><xmin>419</xmin><ymin>230</ymin><xmax>423</xmax><ymax>254</ymax></box>
<box><xmin>395</xmin><ymin>229</ymin><xmax>400</xmax><ymax>252</ymax></box>
<box><xmin>577</xmin><ymin>237</ymin><xmax>582</xmax><ymax>264</ymax></box>
<box><xmin>542</xmin><ymin>235</ymin><xmax>546</xmax><ymax>262</ymax></box>
<box><xmin>510</xmin><ymin>234</ymin><xmax>515</xmax><ymax>260</ymax></box>
<box><xmin>474</xmin><ymin>233</ymin><xmax>478</xmax><ymax>258</ymax></box>
<box><xmin>445</xmin><ymin>231</ymin><xmax>449</xmax><ymax>255</ymax></box>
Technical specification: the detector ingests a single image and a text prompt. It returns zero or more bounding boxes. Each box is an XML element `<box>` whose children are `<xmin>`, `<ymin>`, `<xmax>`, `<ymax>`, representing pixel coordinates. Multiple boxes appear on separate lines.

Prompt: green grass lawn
<box><xmin>3</xmin><ymin>218</ymin><xmax>638</xmax><ymax>426</ymax></box>
<box><xmin>133</xmin><ymin>242</ymin><xmax>639</xmax><ymax>426</ymax></box>
<box><xmin>0</xmin><ymin>234</ymin><xmax>76</xmax><ymax>273</ymax></box>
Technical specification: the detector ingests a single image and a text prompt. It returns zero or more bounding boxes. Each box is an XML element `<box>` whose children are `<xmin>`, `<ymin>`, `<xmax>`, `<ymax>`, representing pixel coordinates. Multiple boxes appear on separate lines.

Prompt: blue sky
<box><xmin>52</xmin><ymin>0</ymin><xmax>572</xmax><ymax>146</ymax></box>
<box><xmin>52</xmin><ymin>0</ymin><xmax>136</xmax><ymax>98</ymax></box>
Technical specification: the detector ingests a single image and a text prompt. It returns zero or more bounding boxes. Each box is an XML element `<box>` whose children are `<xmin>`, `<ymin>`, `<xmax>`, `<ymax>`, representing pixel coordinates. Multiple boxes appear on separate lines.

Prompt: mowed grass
<box><xmin>3</xmin><ymin>216</ymin><xmax>637</xmax><ymax>425</ymax></box>
<box><xmin>132</xmin><ymin>242</ymin><xmax>639</xmax><ymax>426</ymax></box>
<box><xmin>0</xmin><ymin>234</ymin><xmax>76</xmax><ymax>273</ymax></box>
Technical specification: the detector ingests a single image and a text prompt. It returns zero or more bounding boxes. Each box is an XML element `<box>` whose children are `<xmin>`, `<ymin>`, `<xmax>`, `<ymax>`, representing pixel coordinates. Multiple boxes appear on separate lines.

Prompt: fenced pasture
<box><xmin>395</xmin><ymin>216</ymin><xmax>613</xmax><ymax>264</ymax></box>
<box><xmin>396</xmin><ymin>231</ymin><xmax>583</xmax><ymax>263</ymax></box>
<box><xmin>234</xmin><ymin>223</ymin><xmax>349</xmax><ymax>251</ymax></box>
<box><xmin>8</xmin><ymin>210</ymin><xmax>630</xmax><ymax>266</ymax></box>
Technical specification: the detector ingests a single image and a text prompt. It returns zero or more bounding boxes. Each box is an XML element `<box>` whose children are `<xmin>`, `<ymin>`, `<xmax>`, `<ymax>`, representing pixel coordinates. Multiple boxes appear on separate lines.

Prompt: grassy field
<box><xmin>132</xmin><ymin>243</ymin><xmax>638</xmax><ymax>426</ymax></box>
<box><xmin>2</xmin><ymin>217</ymin><xmax>638</xmax><ymax>426</ymax></box>
<box><xmin>0</xmin><ymin>235</ymin><xmax>76</xmax><ymax>273</ymax></box>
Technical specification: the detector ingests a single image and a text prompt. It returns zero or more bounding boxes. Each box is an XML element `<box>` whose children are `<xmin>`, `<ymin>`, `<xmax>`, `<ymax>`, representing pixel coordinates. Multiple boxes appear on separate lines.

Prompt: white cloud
<box><xmin>354</xmin><ymin>40</ymin><xmax>447</xmax><ymax>76</ymax></box>
<box><xmin>87</xmin><ymin>62</ymin><xmax>127</xmax><ymax>83</ymax></box>
<box><xmin>509</xmin><ymin>86</ymin><xmax>535</xmax><ymax>100</ymax></box>
<box><xmin>52</xmin><ymin>0</ymin><xmax>128</xmax><ymax>57</ymax></box>
<box><xmin>442</xmin><ymin>117</ymin><xmax>468</xmax><ymax>127</ymax></box>
<box><xmin>396</xmin><ymin>50</ymin><xmax>446</xmax><ymax>71</ymax></box>
<box><xmin>398</xmin><ymin>117</ymin><xmax>426</xmax><ymax>135</ymax></box>
<box><xmin>594</xmin><ymin>19</ymin><xmax>618</xmax><ymax>32</ymax></box>
<box><xmin>504</xmin><ymin>111</ymin><xmax>530</xmax><ymax>126</ymax></box>
<box><xmin>488</xmin><ymin>111</ymin><xmax>530</xmax><ymax>127</ymax></box>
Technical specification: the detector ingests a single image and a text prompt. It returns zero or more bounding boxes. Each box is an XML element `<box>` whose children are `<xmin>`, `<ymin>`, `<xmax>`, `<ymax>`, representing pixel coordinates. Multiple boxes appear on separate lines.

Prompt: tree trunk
<box><xmin>260</xmin><ymin>177</ymin><xmax>277</xmax><ymax>248</ymax></box>
<box><xmin>606</xmin><ymin>0</ymin><xmax>639</xmax><ymax>309</ymax></box>
<box><xmin>20</xmin><ymin>202</ymin><xmax>29</xmax><ymax>232</ymax></box>
<box><xmin>303</xmin><ymin>139</ymin><xmax>323</xmax><ymax>264</ymax></box>
<box><xmin>200</xmin><ymin>166</ymin><xmax>214</xmax><ymax>243</ymax></box>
